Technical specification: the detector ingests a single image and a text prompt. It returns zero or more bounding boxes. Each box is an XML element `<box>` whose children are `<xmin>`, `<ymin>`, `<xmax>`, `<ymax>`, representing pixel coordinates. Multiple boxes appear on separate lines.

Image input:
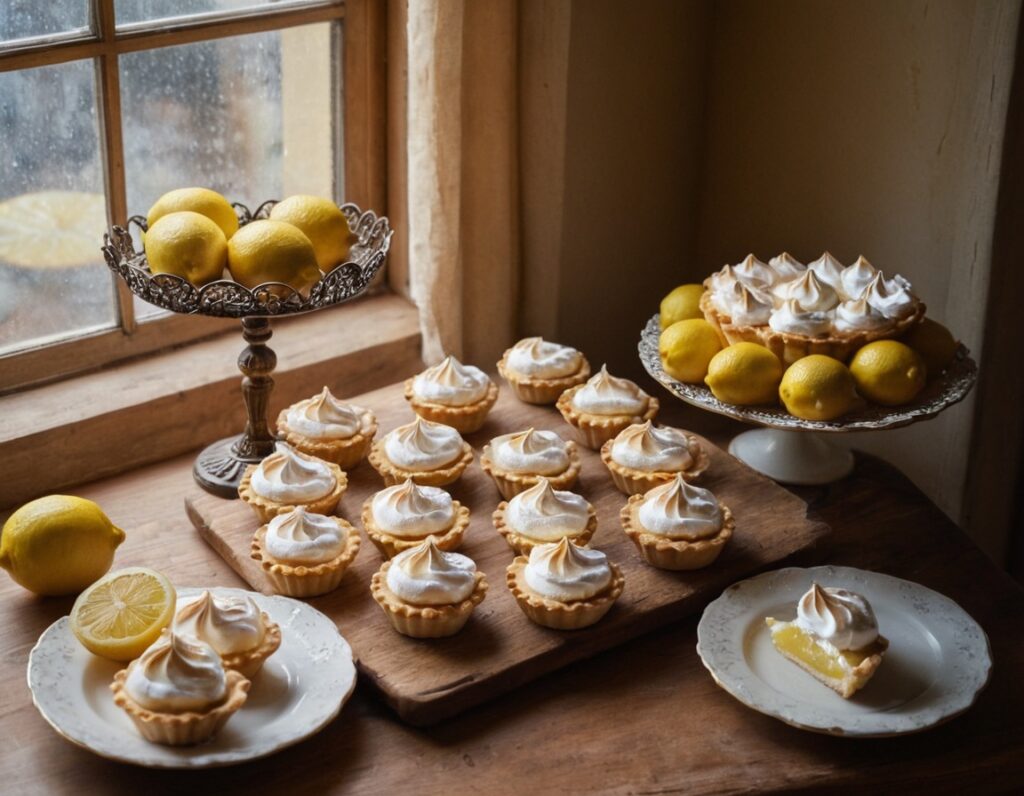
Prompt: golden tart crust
<box><xmin>505</xmin><ymin>556</ymin><xmax>624</xmax><ymax>630</ymax></box>
<box><xmin>600</xmin><ymin>433</ymin><xmax>710</xmax><ymax>496</ymax></box>
<box><xmin>250</xmin><ymin>519</ymin><xmax>361</xmax><ymax>597</ymax></box>
<box><xmin>370</xmin><ymin>562</ymin><xmax>488</xmax><ymax>638</ymax></box>
<box><xmin>491</xmin><ymin>499</ymin><xmax>597</xmax><ymax>555</ymax></box>
<box><xmin>275</xmin><ymin>407</ymin><xmax>378</xmax><ymax>470</ymax></box>
<box><xmin>403</xmin><ymin>378</ymin><xmax>499</xmax><ymax>434</ymax></box>
<box><xmin>110</xmin><ymin>668</ymin><xmax>250</xmax><ymax>747</ymax></box>
<box><xmin>360</xmin><ymin>497</ymin><xmax>471</xmax><ymax>559</ymax></box>
<box><xmin>620</xmin><ymin>494</ymin><xmax>734</xmax><ymax>570</ymax></box>
<box><xmin>479</xmin><ymin>439</ymin><xmax>582</xmax><ymax>500</ymax></box>
<box><xmin>556</xmin><ymin>385</ymin><xmax>659</xmax><ymax>450</ymax></box>
<box><xmin>237</xmin><ymin>461</ymin><xmax>347</xmax><ymax>524</ymax></box>
<box><xmin>367</xmin><ymin>439</ymin><xmax>474</xmax><ymax>487</ymax></box>
<box><xmin>497</xmin><ymin>349</ymin><xmax>592</xmax><ymax>405</ymax></box>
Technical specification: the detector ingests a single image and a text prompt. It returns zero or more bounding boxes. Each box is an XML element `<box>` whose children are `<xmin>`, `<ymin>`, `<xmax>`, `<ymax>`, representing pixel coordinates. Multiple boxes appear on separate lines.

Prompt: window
<box><xmin>0</xmin><ymin>0</ymin><xmax>383</xmax><ymax>393</ymax></box>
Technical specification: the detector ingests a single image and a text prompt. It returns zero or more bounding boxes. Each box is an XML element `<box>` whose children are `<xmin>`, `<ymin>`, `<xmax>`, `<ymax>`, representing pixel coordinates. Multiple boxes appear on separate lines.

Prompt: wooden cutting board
<box><xmin>187</xmin><ymin>380</ymin><xmax>830</xmax><ymax>726</ymax></box>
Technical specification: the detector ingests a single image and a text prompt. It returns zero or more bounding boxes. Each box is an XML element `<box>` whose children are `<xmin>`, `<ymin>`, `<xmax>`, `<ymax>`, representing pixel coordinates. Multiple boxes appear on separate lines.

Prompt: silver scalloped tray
<box><xmin>639</xmin><ymin>313</ymin><xmax>977</xmax><ymax>432</ymax></box>
<box><xmin>102</xmin><ymin>201</ymin><xmax>391</xmax><ymax>318</ymax></box>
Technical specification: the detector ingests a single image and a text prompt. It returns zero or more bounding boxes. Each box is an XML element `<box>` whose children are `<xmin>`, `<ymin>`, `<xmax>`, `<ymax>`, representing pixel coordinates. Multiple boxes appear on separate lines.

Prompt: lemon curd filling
<box><xmin>766</xmin><ymin>619</ymin><xmax>874</xmax><ymax>679</ymax></box>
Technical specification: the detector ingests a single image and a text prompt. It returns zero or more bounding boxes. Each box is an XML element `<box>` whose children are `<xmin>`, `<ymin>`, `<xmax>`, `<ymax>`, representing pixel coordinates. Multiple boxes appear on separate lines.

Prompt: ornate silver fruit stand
<box><xmin>638</xmin><ymin>314</ymin><xmax>978</xmax><ymax>485</ymax></box>
<box><xmin>103</xmin><ymin>201</ymin><xmax>391</xmax><ymax>498</ymax></box>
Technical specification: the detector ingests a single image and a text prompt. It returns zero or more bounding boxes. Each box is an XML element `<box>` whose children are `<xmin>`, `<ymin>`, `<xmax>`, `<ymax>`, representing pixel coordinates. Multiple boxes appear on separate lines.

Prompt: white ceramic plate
<box><xmin>27</xmin><ymin>587</ymin><xmax>357</xmax><ymax>768</ymax></box>
<box><xmin>696</xmin><ymin>566</ymin><xmax>991</xmax><ymax>737</ymax></box>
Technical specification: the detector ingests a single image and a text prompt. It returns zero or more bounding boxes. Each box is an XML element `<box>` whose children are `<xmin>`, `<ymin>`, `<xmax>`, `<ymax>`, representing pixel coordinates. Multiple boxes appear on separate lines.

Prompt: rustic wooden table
<box><xmin>2</xmin><ymin>399</ymin><xmax>1022</xmax><ymax>795</ymax></box>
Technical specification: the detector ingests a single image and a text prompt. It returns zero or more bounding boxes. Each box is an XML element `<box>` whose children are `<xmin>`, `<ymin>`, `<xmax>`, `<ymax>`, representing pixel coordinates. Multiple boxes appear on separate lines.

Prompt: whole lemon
<box><xmin>269</xmin><ymin>195</ymin><xmax>354</xmax><ymax>273</ymax></box>
<box><xmin>660</xmin><ymin>284</ymin><xmax>706</xmax><ymax>329</ymax></box>
<box><xmin>705</xmin><ymin>342</ymin><xmax>783</xmax><ymax>405</ymax></box>
<box><xmin>779</xmin><ymin>355</ymin><xmax>857</xmax><ymax>421</ymax></box>
<box><xmin>227</xmin><ymin>219</ymin><xmax>322</xmax><ymax>293</ymax></box>
<box><xmin>902</xmin><ymin>318</ymin><xmax>957</xmax><ymax>377</ymax></box>
<box><xmin>147</xmin><ymin>187</ymin><xmax>239</xmax><ymax>240</ymax></box>
<box><xmin>144</xmin><ymin>211</ymin><xmax>228</xmax><ymax>286</ymax></box>
<box><xmin>659</xmin><ymin>319</ymin><xmax>723</xmax><ymax>383</ymax></box>
<box><xmin>849</xmin><ymin>340</ymin><xmax>926</xmax><ymax>406</ymax></box>
<box><xmin>0</xmin><ymin>495</ymin><xmax>125</xmax><ymax>596</ymax></box>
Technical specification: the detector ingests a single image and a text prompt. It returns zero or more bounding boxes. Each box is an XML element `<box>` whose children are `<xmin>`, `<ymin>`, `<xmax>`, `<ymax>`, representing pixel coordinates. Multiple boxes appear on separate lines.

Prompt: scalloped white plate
<box><xmin>27</xmin><ymin>587</ymin><xmax>356</xmax><ymax>768</ymax></box>
<box><xmin>696</xmin><ymin>566</ymin><xmax>991</xmax><ymax>737</ymax></box>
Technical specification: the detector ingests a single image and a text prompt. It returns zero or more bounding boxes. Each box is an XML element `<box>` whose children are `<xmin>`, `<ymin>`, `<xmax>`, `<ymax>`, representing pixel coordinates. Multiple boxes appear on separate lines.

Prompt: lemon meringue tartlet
<box><xmin>276</xmin><ymin>386</ymin><xmax>377</xmax><ymax>469</ymax></box>
<box><xmin>370</xmin><ymin>538</ymin><xmax>488</xmax><ymax>638</ymax></box>
<box><xmin>497</xmin><ymin>336</ymin><xmax>591</xmax><ymax>404</ymax></box>
<box><xmin>110</xmin><ymin>631</ymin><xmax>250</xmax><ymax>746</ymax></box>
<box><xmin>238</xmin><ymin>442</ymin><xmax>347</xmax><ymax>523</ymax></box>
<box><xmin>506</xmin><ymin>538</ymin><xmax>624</xmax><ymax>630</ymax></box>
<box><xmin>403</xmin><ymin>355</ymin><xmax>499</xmax><ymax>433</ymax></box>
<box><xmin>480</xmin><ymin>427</ymin><xmax>581</xmax><ymax>499</ymax></box>
<box><xmin>174</xmin><ymin>590</ymin><xmax>281</xmax><ymax>678</ymax></box>
<box><xmin>250</xmin><ymin>506</ymin><xmax>361</xmax><ymax>597</ymax></box>
<box><xmin>600</xmin><ymin>421</ymin><xmax>710</xmax><ymax>495</ymax></box>
<box><xmin>368</xmin><ymin>417</ymin><xmax>474</xmax><ymax>487</ymax></box>
<box><xmin>766</xmin><ymin>583</ymin><xmax>888</xmax><ymax>698</ymax></box>
<box><xmin>492</xmin><ymin>478</ymin><xmax>597</xmax><ymax>555</ymax></box>
<box><xmin>556</xmin><ymin>365</ymin><xmax>658</xmax><ymax>450</ymax></box>
<box><xmin>361</xmin><ymin>479</ymin><xmax>471</xmax><ymax>558</ymax></box>
<box><xmin>620</xmin><ymin>474</ymin><xmax>734</xmax><ymax>570</ymax></box>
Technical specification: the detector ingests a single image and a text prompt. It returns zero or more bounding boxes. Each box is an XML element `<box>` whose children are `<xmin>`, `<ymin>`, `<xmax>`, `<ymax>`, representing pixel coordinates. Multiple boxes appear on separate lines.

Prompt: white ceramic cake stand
<box><xmin>638</xmin><ymin>314</ymin><xmax>978</xmax><ymax>485</ymax></box>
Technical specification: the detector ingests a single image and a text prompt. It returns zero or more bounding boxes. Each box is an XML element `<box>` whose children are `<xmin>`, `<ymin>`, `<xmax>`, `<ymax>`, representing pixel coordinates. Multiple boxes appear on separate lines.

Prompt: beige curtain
<box><xmin>405</xmin><ymin>0</ymin><xmax>520</xmax><ymax>365</ymax></box>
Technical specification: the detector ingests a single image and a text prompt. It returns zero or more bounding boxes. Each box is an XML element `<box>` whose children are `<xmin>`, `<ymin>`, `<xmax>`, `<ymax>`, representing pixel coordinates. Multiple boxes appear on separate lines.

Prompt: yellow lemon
<box><xmin>849</xmin><ymin>340</ymin><xmax>926</xmax><ymax>406</ymax></box>
<box><xmin>227</xmin><ymin>219</ymin><xmax>322</xmax><ymax>292</ymax></box>
<box><xmin>144</xmin><ymin>211</ymin><xmax>228</xmax><ymax>286</ymax></box>
<box><xmin>660</xmin><ymin>284</ymin><xmax>706</xmax><ymax>329</ymax></box>
<box><xmin>269</xmin><ymin>195</ymin><xmax>354</xmax><ymax>273</ymax></box>
<box><xmin>146</xmin><ymin>187</ymin><xmax>239</xmax><ymax>240</ymax></box>
<box><xmin>0</xmin><ymin>495</ymin><xmax>125</xmax><ymax>596</ymax></box>
<box><xmin>902</xmin><ymin>318</ymin><xmax>957</xmax><ymax>377</ymax></box>
<box><xmin>779</xmin><ymin>355</ymin><xmax>857</xmax><ymax>421</ymax></box>
<box><xmin>659</xmin><ymin>319</ymin><xmax>723</xmax><ymax>383</ymax></box>
<box><xmin>70</xmin><ymin>568</ymin><xmax>175</xmax><ymax>661</ymax></box>
<box><xmin>705</xmin><ymin>343</ymin><xmax>783</xmax><ymax>405</ymax></box>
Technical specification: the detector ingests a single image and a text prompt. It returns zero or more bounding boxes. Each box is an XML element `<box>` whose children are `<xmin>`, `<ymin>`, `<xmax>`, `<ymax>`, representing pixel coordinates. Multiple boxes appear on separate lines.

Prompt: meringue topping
<box><xmin>505</xmin><ymin>478</ymin><xmax>591</xmax><ymax>542</ymax></box>
<box><xmin>124</xmin><ymin>632</ymin><xmax>228</xmax><ymax>713</ymax></box>
<box><xmin>382</xmin><ymin>417</ymin><xmax>464</xmax><ymax>471</ymax></box>
<box><xmin>250</xmin><ymin>442</ymin><xmax>336</xmax><ymax>502</ymax></box>
<box><xmin>833</xmin><ymin>297</ymin><xmax>889</xmax><ymax>332</ymax></box>
<box><xmin>571</xmin><ymin>365</ymin><xmax>649</xmax><ymax>416</ymax></box>
<box><xmin>371</xmin><ymin>479</ymin><xmax>455</xmax><ymax>538</ymax></box>
<box><xmin>386</xmin><ymin>538</ymin><xmax>477</xmax><ymax>605</ymax></box>
<box><xmin>610</xmin><ymin>421</ymin><xmax>694</xmax><ymax>472</ymax></box>
<box><xmin>411</xmin><ymin>355</ymin><xmax>492</xmax><ymax>406</ymax></box>
<box><xmin>264</xmin><ymin>506</ymin><xmax>346</xmax><ymax>563</ymax></box>
<box><xmin>768</xmin><ymin>252</ymin><xmax>806</xmax><ymax>281</ymax></box>
<box><xmin>732</xmin><ymin>254</ymin><xmax>777</xmax><ymax>289</ymax></box>
<box><xmin>807</xmin><ymin>252</ymin><xmax>846</xmax><ymax>293</ymax></box>
<box><xmin>523</xmin><ymin>537</ymin><xmax>613</xmax><ymax>602</ymax></box>
<box><xmin>174</xmin><ymin>591</ymin><xmax>266</xmax><ymax>656</ymax></box>
<box><xmin>487</xmin><ymin>428</ymin><xmax>570</xmax><ymax>475</ymax></box>
<box><xmin>710</xmin><ymin>279</ymin><xmax>774</xmax><ymax>326</ymax></box>
<box><xmin>839</xmin><ymin>256</ymin><xmax>878</xmax><ymax>300</ymax></box>
<box><xmin>773</xmin><ymin>270</ymin><xmax>839</xmax><ymax>312</ymax></box>
<box><xmin>861</xmin><ymin>272</ymin><xmax>919</xmax><ymax>319</ymax></box>
<box><xmin>284</xmin><ymin>387</ymin><xmax>372</xmax><ymax>440</ymax></box>
<box><xmin>636</xmin><ymin>474</ymin><xmax>723</xmax><ymax>540</ymax></box>
<box><xmin>767</xmin><ymin>299</ymin><xmax>833</xmax><ymax>336</ymax></box>
<box><xmin>506</xmin><ymin>337</ymin><xmax>584</xmax><ymax>379</ymax></box>
<box><xmin>795</xmin><ymin>583</ymin><xmax>879</xmax><ymax>651</ymax></box>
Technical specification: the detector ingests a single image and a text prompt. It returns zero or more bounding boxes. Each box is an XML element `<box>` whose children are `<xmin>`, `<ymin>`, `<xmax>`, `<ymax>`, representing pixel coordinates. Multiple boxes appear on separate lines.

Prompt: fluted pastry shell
<box><xmin>505</xmin><ymin>556</ymin><xmax>624</xmax><ymax>630</ymax></box>
<box><xmin>620</xmin><ymin>494</ymin><xmax>734</xmax><ymax>570</ymax></box>
<box><xmin>556</xmin><ymin>386</ymin><xmax>659</xmax><ymax>450</ymax></box>
<box><xmin>250</xmin><ymin>519</ymin><xmax>361</xmax><ymax>597</ymax></box>
<box><xmin>370</xmin><ymin>563</ymin><xmax>488</xmax><ymax>638</ymax></box>
<box><xmin>403</xmin><ymin>378</ymin><xmax>499</xmax><ymax>434</ymax></box>
<box><xmin>497</xmin><ymin>350</ymin><xmax>592</xmax><ymax>405</ymax></box>
<box><xmin>275</xmin><ymin>408</ymin><xmax>377</xmax><ymax>470</ymax></box>
<box><xmin>599</xmin><ymin>434</ymin><xmax>710</xmax><ymax>495</ymax></box>
<box><xmin>238</xmin><ymin>461</ymin><xmax>347</xmax><ymax>524</ymax></box>
<box><xmin>479</xmin><ymin>439</ymin><xmax>582</xmax><ymax>499</ymax></box>
<box><xmin>491</xmin><ymin>500</ymin><xmax>597</xmax><ymax>555</ymax></box>
<box><xmin>360</xmin><ymin>498</ymin><xmax>471</xmax><ymax>559</ymax></box>
<box><xmin>110</xmin><ymin>668</ymin><xmax>250</xmax><ymax>747</ymax></box>
<box><xmin>367</xmin><ymin>439</ymin><xmax>474</xmax><ymax>487</ymax></box>
<box><xmin>217</xmin><ymin>614</ymin><xmax>282</xmax><ymax>679</ymax></box>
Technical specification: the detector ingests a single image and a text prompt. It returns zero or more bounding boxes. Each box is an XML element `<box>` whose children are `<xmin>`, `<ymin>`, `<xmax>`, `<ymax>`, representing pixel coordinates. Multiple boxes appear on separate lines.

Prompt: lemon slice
<box><xmin>70</xmin><ymin>567</ymin><xmax>176</xmax><ymax>662</ymax></box>
<box><xmin>0</xmin><ymin>191</ymin><xmax>107</xmax><ymax>269</ymax></box>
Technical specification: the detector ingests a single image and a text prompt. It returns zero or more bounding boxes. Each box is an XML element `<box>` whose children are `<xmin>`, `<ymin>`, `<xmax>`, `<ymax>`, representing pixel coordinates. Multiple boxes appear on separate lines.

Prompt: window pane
<box><xmin>0</xmin><ymin>60</ymin><xmax>115</xmax><ymax>355</ymax></box>
<box><xmin>0</xmin><ymin>1</ymin><xmax>90</xmax><ymax>45</ymax></box>
<box><xmin>116</xmin><ymin>0</ymin><xmax>331</xmax><ymax>27</ymax></box>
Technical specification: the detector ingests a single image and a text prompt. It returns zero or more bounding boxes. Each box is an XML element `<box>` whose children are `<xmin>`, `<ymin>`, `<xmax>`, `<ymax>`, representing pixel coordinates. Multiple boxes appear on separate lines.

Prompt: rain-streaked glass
<box><xmin>0</xmin><ymin>1</ymin><xmax>90</xmax><ymax>45</ymax></box>
<box><xmin>116</xmin><ymin>0</ymin><xmax>330</xmax><ymax>27</ymax></box>
<box><xmin>0</xmin><ymin>60</ymin><xmax>115</xmax><ymax>355</ymax></box>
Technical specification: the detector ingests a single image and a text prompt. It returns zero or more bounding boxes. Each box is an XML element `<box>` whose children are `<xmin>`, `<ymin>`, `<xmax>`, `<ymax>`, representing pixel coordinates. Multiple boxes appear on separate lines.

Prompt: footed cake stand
<box><xmin>638</xmin><ymin>314</ymin><xmax>978</xmax><ymax>485</ymax></box>
<box><xmin>103</xmin><ymin>200</ymin><xmax>392</xmax><ymax>498</ymax></box>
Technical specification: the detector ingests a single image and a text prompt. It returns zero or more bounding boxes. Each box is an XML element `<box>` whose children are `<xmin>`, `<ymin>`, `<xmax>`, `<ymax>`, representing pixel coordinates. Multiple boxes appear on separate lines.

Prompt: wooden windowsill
<box><xmin>0</xmin><ymin>292</ymin><xmax>422</xmax><ymax>510</ymax></box>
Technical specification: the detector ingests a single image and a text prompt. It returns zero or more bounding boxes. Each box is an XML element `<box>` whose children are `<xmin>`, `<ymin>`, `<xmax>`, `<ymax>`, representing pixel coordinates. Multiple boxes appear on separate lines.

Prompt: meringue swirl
<box><xmin>382</xmin><ymin>418</ymin><xmax>464</xmax><ymax>471</ymax></box>
<box><xmin>795</xmin><ymin>583</ymin><xmax>879</xmax><ymax>651</ymax></box>
<box><xmin>506</xmin><ymin>337</ymin><xmax>584</xmax><ymax>379</ymax></box>
<box><xmin>833</xmin><ymin>297</ymin><xmax>888</xmax><ymax>332</ymax></box>
<box><xmin>807</xmin><ymin>252</ymin><xmax>846</xmax><ymax>293</ymax></box>
<box><xmin>250</xmin><ymin>442</ymin><xmax>336</xmax><ymax>502</ymax></box>
<box><xmin>264</xmin><ymin>506</ymin><xmax>346</xmax><ymax>563</ymax></box>
<box><xmin>768</xmin><ymin>299</ymin><xmax>833</xmax><ymax>336</ymax></box>
<box><xmin>571</xmin><ymin>365</ymin><xmax>649</xmax><ymax>416</ymax></box>
<box><xmin>773</xmin><ymin>270</ymin><xmax>839</xmax><ymax>312</ymax></box>
<box><xmin>636</xmin><ymin>474</ymin><xmax>723</xmax><ymax>540</ymax></box>
<box><xmin>412</xmin><ymin>355</ymin><xmax>492</xmax><ymax>406</ymax></box>
<box><xmin>386</xmin><ymin>538</ymin><xmax>477</xmax><ymax>605</ymax></box>
<box><xmin>284</xmin><ymin>387</ymin><xmax>372</xmax><ymax>440</ymax></box>
<box><xmin>371</xmin><ymin>479</ymin><xmax>455</xmax><ymax>538</ymax></box>
<box><xmin>610</xmin><ymin>421</ymin><xmax>694</xmax><ymax>472</ymax></box>
<box><xmin>710</xmin><ymin>280</ymin><xmax>773</xmax><ymax>325</ymax></box>
<box><xmin>523</xmin><ymin>538</ymin><xmax>613</xmax><ymax>602</ymax></box>
<box><xmin>505</xmin><ymin>478</ymin><xmax>590</xmax><ymax>541</ymax></box>
<box><xmin>732</xmin><ymin>254</ymin><xmax>777</xmax><ymax>289</ymax></box>
<box><xmin>768</xmin><ymin>252</ymin><xmax>806</xmax><ymax>281</ymax></box>
<box><xmin>124</xmin><ymin>632</ymin><xmax>228</xmax><ymax>713</ymax></box>
<box><xmin>487</xmin><ymin>428</ymin><xmax>570</xmax><ymax>475</ymax></box>
<box><xmin>862</xmin><ymin>272</ymin><xmax>919</xmax><ymax>319</ymax></box>
<box><xmin>174</xmin><ymin>591</ymin><xmax>266</xmax><ymax>655</ymax></box>
<box><xmin>839</xmin><ymin>256</ymin><xmax>878</xmax><ymax>300</ymax></box>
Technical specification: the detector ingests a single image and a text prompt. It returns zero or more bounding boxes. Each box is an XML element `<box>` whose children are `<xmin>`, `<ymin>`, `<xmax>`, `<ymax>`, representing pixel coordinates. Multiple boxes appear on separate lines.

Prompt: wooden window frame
<box><xmin>0</xmin><ymin>0</ymin><xmax>385</xmax><ymax>394</ymax></box>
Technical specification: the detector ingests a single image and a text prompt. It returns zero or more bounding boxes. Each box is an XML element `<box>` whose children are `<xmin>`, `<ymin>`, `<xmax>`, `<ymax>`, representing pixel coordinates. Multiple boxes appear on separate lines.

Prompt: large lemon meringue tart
<box><xmin>497</xmin><ymin>336</ymin><xmax>591</xmax><ymax>404</ymax></box>
<box><xmin>404</xmin><ymin>355</ymin><xmax>499</xmax><ymax>433</ymax></box>
<box><xmin>238</xmin><ymin>441</ymin><xmax>346</xmax><ymax>522</ymax></box>
<box><xmin>600</xmin><ymin>421</ymin><xmax>709</xmax><ymax>495</ymax></box>
<box><xmin>276</xmin><ymin>386</ymin><xmax>377</xmax><ymax>469</ymax></box>
<box><xmin>368</xmin><ymin>416</ymin><xmax>474</xmax><ymax>486</ymax></box>
<box><xmin>480</xmin><ymin>427</ymin><xmax>581</xmax><ymax>498</ymax></box>
<box><xmin>361</xmin><ymin>479</ymin><xmax>471</xmax><ymax>558</ymax></box>
<box><xmin>492</xmin><ymin>477</ymin><xmax>597</xmax><ymax>555</ymax></box>
<box><xmin>556</xmin><ymin>364</ymin><xmax>659</xmax><ymax>449</ymax></box>
<box><xmin>174</xmin><ymin>590</ymin><xmax>281</xmax><ymax>678</ymax></box>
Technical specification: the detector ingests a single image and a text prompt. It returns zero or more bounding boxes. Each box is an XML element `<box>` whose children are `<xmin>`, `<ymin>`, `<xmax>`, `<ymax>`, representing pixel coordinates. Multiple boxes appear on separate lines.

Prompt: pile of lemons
<box><xmin>657</xmin><ymin>284</ymin><xmax>958</xmax><ymax>421</ymax></box>
<box><xmin>144</xmin><ymin>187</ymin><xmax>355</xmax><ymax>292</ymax></box>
